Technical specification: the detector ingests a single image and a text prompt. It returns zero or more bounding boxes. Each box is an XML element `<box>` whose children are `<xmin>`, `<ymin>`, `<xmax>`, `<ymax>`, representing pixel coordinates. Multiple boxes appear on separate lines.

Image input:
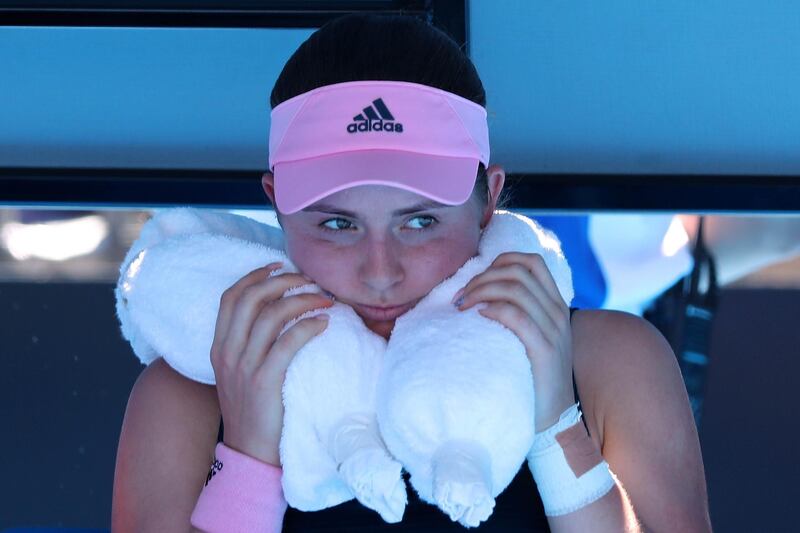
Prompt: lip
<box><xmin>357</xmin><ymin>302</ymin><xmax>413</xmax><ymax>321</ymax></box>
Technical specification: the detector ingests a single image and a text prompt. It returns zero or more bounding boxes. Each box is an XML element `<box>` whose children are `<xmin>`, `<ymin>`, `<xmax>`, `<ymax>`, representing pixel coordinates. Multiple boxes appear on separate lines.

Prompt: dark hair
<box><xmin>269</xmin><ymin>12</ymin><xmax>512</xmax><ymax>217</ymax></box>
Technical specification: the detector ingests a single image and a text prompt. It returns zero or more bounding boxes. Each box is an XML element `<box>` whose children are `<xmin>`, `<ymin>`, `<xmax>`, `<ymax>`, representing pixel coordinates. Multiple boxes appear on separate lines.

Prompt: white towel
<box><xmin>115</xmin><ymin>207</ymin><xmax>286</xmax><ymax>382</ymax></box>
<box><xmin>115</xmin><ymin>207</ymin><xmax>406</xmax><ymax>522</ymax></box>
<box><xmin>376</xmin><ymin>209</ymin><xmax>574</xmax><ymax>527</ymax></box>
<box><xmin>114</xmin><ymin>207</ymin><xmax>574</xmax><ymax>526</ymax></box>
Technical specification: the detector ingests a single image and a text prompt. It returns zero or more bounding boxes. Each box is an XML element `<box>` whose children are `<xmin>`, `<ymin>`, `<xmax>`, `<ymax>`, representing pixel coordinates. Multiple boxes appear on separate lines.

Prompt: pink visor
<box><xmin>268</xmin><ymin>80</ymin><xmax>490</xmax><ymax>214</ymax></box>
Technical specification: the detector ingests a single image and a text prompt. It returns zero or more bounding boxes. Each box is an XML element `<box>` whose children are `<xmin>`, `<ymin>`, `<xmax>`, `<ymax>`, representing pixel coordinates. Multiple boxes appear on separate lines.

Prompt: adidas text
<box><xmin>347</xmin><ymin>119</ymin><xmax>403</xmax><ymax>133</ymax></box>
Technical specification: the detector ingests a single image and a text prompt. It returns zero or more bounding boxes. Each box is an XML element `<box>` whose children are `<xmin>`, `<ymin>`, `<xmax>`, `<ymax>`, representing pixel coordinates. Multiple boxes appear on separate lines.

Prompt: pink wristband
<box><xmin>190</xmin><ymin>442</ymin><xmax>288</xmax><ymax>532</ymax></box>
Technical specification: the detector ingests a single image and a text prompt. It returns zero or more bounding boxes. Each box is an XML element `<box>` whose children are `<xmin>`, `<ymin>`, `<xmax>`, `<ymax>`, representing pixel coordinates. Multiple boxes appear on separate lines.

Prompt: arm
<box><xmin>111</xmin><ymin>357</ymin><xmax>224</xmax><ymax>532</ymax></box>
<box><xmin>676</xmin><ymin>214</ymin><xmax>800</xmax><ymax>286</ymax></box>
<box><xmin>547</xmin><ymin>311</ymin><xmax>712</xmax><ymax>532</ymax></box>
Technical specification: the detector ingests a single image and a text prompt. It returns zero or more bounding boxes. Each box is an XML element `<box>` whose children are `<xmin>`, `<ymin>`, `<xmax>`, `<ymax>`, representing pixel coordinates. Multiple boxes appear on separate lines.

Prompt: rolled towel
<box><xmin>114</xmin><ymin>207</ymin><xmax>407</xmax><ymax>521</ymax></box>
<box><xmin>375</xmin><ymin>210</ymin><xmax>574</xmax><ymax>527</ymax></box>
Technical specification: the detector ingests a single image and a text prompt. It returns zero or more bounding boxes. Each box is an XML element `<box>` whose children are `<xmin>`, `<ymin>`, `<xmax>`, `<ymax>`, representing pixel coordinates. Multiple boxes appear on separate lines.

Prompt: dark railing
<box><xmin>1</xmin><ymin>167</ymin><xmax>798</xmax><ymax>212</ymax></box>
<box><xmin>0</xmin><ymin>0</ymin><xmax>462</xmax><ymax>44</ymax></box>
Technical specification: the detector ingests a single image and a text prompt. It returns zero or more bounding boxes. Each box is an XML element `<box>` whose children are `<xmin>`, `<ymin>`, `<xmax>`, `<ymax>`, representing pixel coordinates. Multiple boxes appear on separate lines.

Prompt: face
<box><xmin>262</xmin><ymin>168</ymin><xmax>504</xmax><ymax>340</ymax></box>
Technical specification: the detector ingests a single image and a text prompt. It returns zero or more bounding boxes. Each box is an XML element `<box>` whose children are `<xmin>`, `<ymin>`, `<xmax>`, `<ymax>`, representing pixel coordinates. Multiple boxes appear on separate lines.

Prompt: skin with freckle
<box><xmin>262</xmin><ymin>176</ymin><xmax>505</xmax><ymax>341</ymax></box>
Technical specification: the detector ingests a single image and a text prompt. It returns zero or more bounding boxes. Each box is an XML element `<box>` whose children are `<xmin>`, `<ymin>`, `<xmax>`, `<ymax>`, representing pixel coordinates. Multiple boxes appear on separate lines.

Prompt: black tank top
<box><xmin>216</xmin><ymin>307</ymin><xmax>586</xmax><ymax>532</ymax></box>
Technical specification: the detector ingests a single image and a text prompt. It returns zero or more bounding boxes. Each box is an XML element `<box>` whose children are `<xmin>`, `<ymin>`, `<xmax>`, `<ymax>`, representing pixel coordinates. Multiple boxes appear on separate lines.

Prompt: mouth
<box><xmin>357</xmin><ymin>301</ymin><xmax>414</xmax><ymax>321</ymax></box>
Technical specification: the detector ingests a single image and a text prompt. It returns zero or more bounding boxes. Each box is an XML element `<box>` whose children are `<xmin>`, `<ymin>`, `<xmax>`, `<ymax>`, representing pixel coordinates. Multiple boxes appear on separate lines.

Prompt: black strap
<box><xmin>569</xmin><ymin>307</ymin><xmax>591</xmax><ymax>437</ymax></box>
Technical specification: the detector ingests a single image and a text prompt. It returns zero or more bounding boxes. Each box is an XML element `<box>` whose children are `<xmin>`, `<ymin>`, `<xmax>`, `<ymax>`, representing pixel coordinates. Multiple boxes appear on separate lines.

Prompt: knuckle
<box><xmin>510</xmin><ymin>278</ymin><xmax>527</xmax><ymax>291</ymax></box>
<box><xmin>254</xmin><ymin>303</ymin><xmax>280</xmax><ymax>327</ymax></box>
<box><xmin>495</xmin><ymin>280</ymin><xmax>518</xmax><ymax>294</ymax></box>
<box><xmin>219</xmin><ymin>288</ymin><xmax>233</xmax><ymax>304</ymax></box>
<box><xmin>529</xmin><ymin>254</ymin><xmax>546</xmax><ymax>269</ymax></box>
<box><xmin>268</xmin><ymin>294</ymin><xmax>299</xmax><ymax>317</ymax></box>
<box><xmin>509</xmin><ymin>305</ymin><xmax>527</xmax><ymax>321</ymax></box>
<box><xmin>240</xmin><ymin>283</ymin><xmax>260</xmax><ymax>300</ymax></box>
<box><xmin>210</xmin><ymin>345</ymin><xmax>231</xmax><ymax>369</ymax></box>
<box><xmin>217</xmin><ymin>339</ymin><xmax>236</xmax><ymax>359</ymax></box>
<box><xmin>510</xmin><ymin>263</ymin><xmax>529</xmax><ymax>277</ymax></box>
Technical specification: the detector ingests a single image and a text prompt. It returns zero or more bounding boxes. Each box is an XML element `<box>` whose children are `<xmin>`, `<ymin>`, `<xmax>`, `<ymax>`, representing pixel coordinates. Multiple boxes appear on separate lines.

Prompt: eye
<box><xmin>319</xmin><ymin>215</ymin><xmax>438</xmax><ymax>233</ymax></box>
<box><xmin>409</xmin><ymin>215</ymin><xmax>437</xmax><ymax>231</ymax></box>
<box><xmin>319</xmin><ymin>218</ymin><xmax>353</xmax><ymax>233</ymax></box>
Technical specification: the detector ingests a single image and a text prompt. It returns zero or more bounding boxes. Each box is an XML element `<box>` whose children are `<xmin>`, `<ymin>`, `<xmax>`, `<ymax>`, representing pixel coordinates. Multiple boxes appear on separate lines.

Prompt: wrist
<box><xmin>223</xmin><ymin>438</ymin><xmax>281</xmax><ymax>468</ymax></box>
<box><xmin>191</xmin><ymin>442</ymin><xmax>287</xmax><ymax>532</ymax></box>
<box><xmin>535</xmin><ymin>400</ymin><xmax>574</xmax><ymax>434</ymax></box>
<box><xmin>527</xmin><ymin>402</ymin><xmax>616</xmax><ymax>516</ymax></box>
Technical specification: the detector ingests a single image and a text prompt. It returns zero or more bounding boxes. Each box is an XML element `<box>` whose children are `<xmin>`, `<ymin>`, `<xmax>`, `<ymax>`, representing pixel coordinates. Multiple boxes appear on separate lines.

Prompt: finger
<box><xmin>219</xmin><ymin>263</ymin><xmax>310</xmax><ymax>333</ymax></box>
<box><xmin>256</xmin><ymin>314</ymin><xmax>330</xmax><ymax>381</ymax></box>
<box><xmin>222</xmin><ymin>274</ymin><xmax>312</xmax><ymax>353</ymax></box>
<box><xmin>239</xmin><ymin>293</ymin><xmax>333</xmax><ymax>371</ymax></box>
<box><xmin>475</xmin><ymin>300</ymin><xmax>553</xmax><ymax>356</ymax></box>
<box><xmin>491</xmin><ymin>253</ymin><xmax>569</xmax><ymax>319</ymax></box>
<box><xmin>220</xmin><ymin>275</ymin><xmax>324</xmax><ymax>367</ymax></box>
<box><xmin>459</xmin><ymin>279</ymin><xmax>560</xmax><ymax>343</ymax></box>
<box><xmin>212</xmin><ymin>262</ymin><xmax>285</xmax><ymax>356</ymax></box>
<box><xmin>459</xmin><ymin>262</ymin><xmax>564</xmax><ymax>330</ymax></box>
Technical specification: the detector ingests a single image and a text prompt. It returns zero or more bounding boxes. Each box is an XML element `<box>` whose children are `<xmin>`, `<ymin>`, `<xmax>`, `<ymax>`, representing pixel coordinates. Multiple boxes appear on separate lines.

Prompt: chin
<box><xmin>361</xmin><ymin>316</ymin><xmax>395</xmax><ymax>336</ymax></box>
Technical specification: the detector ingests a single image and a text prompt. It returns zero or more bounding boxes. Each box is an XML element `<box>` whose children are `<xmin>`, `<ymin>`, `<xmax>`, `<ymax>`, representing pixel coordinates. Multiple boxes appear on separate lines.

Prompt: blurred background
<box><xmin>1</xmin><ymin>1</ymin><xmax>799</xmax><ymax>531</ymax></box>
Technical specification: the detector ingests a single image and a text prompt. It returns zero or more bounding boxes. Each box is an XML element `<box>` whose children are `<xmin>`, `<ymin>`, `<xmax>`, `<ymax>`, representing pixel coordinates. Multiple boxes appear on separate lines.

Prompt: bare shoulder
<box><xmin>569</xmin><ymin>308</ymin><xmax>682</xmax><ymax>450</ymax></box>
<box><xmin>112</xmin><ymin>358</ymin><xmax>222</xmax><ymax>531</ymax></box>
<box><xmin>570</xmin><ymin>308</ymin><xmax>711</xmax><ymax>529</ymax></box>
<box><xmin>129</xmin><ymin>357</ymin><xmax>221</xmax><ymax>438</ymax></box>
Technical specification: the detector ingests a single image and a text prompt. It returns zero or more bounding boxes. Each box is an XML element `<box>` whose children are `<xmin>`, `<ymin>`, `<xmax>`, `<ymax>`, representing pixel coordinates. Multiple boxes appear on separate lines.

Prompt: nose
<box><xmin>358</xmin><ymin>235</ymin><xmax>404</xmax><ymax>294</ymax></box>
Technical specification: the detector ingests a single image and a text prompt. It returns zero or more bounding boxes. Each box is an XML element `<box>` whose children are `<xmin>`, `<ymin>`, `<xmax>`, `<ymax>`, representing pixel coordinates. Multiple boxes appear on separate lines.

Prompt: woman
<box><xmin>112</xmin><ymin>13</ymin><xmax>711</xmax><ymax>532</ymax></box>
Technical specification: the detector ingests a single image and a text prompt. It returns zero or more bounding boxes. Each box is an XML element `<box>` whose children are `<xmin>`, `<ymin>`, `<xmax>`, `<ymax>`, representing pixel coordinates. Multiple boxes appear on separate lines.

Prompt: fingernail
<box><xmin>265</xmin><ymin>262</ymin><xmax>283</xmax><ymax>278</ymax></box>
<box><xmin>451</xmin><ymin>287</ymin><xmax>465</xmax><ymax>306</ymax></box>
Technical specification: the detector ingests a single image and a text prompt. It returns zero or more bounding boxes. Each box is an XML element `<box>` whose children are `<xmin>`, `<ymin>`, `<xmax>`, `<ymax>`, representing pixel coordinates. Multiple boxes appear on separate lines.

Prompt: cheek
<box><xmin>284</xmin><ymin>239</ymin><xmax>346</xmax><ymax>283</ymax></box>
<box><xmin>408</xmin><ymin>232</ymin><xmax>481</xmax><ymax>280</ymax></box>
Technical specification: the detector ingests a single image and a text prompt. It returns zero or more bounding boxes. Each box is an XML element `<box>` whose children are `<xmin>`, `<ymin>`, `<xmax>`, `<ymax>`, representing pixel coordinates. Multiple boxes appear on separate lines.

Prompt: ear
<box><xmin>480</xmin><ymin>164</ymin><xmax>506</xmax><ymax>230</ymax></box>
<box><xmin>262</xmin><ymin>171</ymin><xmax>277</xmax><ymax>209</ymax></box>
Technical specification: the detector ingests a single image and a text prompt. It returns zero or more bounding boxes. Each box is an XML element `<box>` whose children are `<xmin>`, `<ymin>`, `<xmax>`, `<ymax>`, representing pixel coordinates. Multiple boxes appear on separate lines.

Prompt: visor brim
<box><xmin>273</xmin><ymin>150</ymin><xmax>481</xmax><ymax>215</ymax></box>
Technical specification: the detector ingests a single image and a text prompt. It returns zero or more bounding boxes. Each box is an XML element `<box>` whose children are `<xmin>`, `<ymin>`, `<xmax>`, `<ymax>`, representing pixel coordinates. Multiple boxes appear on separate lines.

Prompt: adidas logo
<box><xmin>204</xmin><ymin>457</ymin><xmax>224</xmax><ymax>486</ymax></box>
<box><xmin>347</xmin><ymin>97</ymin><xmax>404</xmax><ymax>133</ymax></box>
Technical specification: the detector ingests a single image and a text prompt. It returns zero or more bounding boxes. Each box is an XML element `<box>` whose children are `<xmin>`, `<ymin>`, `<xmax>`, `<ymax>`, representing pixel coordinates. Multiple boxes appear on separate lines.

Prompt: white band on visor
<box><xmin>268</xmin><ymin>80</ymin><xmax>491</xmax><ymax>214</ymax></box>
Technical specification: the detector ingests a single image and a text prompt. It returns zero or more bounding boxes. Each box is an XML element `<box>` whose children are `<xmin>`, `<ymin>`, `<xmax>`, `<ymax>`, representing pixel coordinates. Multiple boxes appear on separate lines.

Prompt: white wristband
<box><xmin>527</xmin><ymin>403</ymin><xmax>616</xmax><ymax>516</ymax></box>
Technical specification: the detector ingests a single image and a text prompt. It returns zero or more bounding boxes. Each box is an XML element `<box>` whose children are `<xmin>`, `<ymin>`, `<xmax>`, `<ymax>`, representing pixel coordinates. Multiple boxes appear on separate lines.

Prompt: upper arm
<box><xmin>112</xmin><ymin>357</ymin><xmax>221</xmax><ymax>532</ymax></box>
<box><xmin>587</xmin><ymin>311</ymin><xmax>712</xmax><ymax>532</ymax></box>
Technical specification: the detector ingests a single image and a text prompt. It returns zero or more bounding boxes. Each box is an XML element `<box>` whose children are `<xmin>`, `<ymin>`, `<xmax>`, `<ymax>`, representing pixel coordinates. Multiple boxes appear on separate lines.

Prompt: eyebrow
<box><xmin>301</xmin><ymin>199</ymin><xmax>450</xmax><ymax>217</ymax></box>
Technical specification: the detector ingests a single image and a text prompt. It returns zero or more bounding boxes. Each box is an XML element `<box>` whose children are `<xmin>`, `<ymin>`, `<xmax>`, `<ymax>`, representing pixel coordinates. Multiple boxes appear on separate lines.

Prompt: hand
<box><xmin>210</xmin><ymin>262</ymin><xmax>334</xmax><ymax>466</ymax></box>
<box><xmin>452</xmin><ymin>252</ymin><xmax>575</xmax><ymax>433</ymax></box>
